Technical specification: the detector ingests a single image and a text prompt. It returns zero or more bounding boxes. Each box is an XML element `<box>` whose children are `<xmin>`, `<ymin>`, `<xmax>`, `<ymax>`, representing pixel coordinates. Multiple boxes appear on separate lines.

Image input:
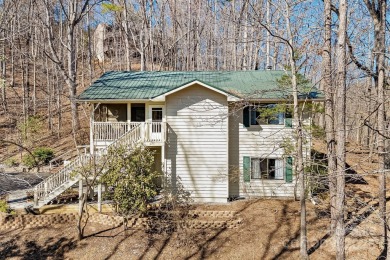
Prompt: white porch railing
<box><xmin>34</xmin><ymin>123</ymin><xmax>144</xmax><ymax>207</ymax></box>
<box><xmin>93</xmin><ymin>122</ymin><xmax>140</xmax><ymax>141</ymax></box>
<box><xmin>93</xmin><ymin>122</ymin><xmax>165</xmax><ymax>143</ymax></box>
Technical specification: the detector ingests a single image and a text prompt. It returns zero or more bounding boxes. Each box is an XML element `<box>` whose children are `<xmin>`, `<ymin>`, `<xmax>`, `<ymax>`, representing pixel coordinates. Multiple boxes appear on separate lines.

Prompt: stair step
<box><xmin>33</xmin><ymin>125</ymin><xmax>142</xmax><ymax>208</ymax></box>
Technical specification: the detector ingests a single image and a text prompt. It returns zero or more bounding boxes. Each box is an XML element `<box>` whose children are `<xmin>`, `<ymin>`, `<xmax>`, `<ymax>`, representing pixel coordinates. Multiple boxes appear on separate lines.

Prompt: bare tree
<box><xmin>322</xmin><ymin>0</ymin><xmax>337</xmax><ymax>234</ymax></box>
<box><xmin>38</xmin><ymin>0</ymin><xmax>100</xmax><ymax>136</ymax></box>
<box><xmin>362</xmin><ymin>0</ymin><xmax>389</xmax><ymax>256</ymax></box>
<box><xmin>334</xmin><ymin>0</ymin><xmax>348</xmax><ymax>258</ymax></box>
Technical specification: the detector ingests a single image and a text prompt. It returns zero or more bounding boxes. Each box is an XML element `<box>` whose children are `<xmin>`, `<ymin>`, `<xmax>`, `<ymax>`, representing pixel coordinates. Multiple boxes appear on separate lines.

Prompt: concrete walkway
<box><xmin>6</xmin><ymin>189</ymin><xmax>32</xmax><ymax>209</ymax></box>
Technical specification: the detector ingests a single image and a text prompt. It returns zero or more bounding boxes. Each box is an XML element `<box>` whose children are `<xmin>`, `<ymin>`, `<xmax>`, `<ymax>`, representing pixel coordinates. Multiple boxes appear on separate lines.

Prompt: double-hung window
<box><xmin>250</xmin><ymin>158</ymin><xmax>284</xmax><ymax>180</ymax></box>
<box><xmin>243</xmin><ymin>156</ymin><xmax>292</xmax><ymax>182</ymax></box>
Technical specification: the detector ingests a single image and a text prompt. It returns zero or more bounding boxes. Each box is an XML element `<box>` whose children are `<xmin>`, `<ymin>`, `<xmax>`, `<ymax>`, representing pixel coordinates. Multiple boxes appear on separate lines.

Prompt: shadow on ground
<box><xmin>0</xmin><ymin>231</ymin><xmax>80</xmax><ymax>259</ymax></box>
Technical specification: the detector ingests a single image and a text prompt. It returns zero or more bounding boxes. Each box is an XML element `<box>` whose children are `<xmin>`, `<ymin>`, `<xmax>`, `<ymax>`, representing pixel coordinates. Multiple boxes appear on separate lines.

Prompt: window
<box><xmin>151</xmin><ymin>108</ymin><xmax>163</xmax><ymax>122</ymax></box>
<box><xmin>250</xmin><ymin>158</ymin><xmax>284</xmax><ymax>180</ymax></box>
<box><xmin>131</xmin><ymin>103</ymin><xmax>145</xmax><ymax>122</ymax></box>
<box><xmin>95</xmin><ymin>104</ymin><xmax>127</xmax><ymax>122</ymax></box>
<box><xmin>250</xmin><ymin>106</ymin><xmax>260</xmax><ymax>125</ymax></box>
<box><xmin>243</xmin><ymin>104</ymin><xmax>292</xmax><ymax>126</ymax></box>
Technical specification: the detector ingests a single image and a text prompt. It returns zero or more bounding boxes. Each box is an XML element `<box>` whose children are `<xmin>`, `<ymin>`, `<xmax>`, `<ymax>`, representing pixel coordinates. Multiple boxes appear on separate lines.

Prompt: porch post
<box><xmin>97</xmin><ymin>182</ymin><xmax>102</xmax><ymax>213</ymax></box>
<box><xmin>34</xmin><ymin>186</ymin><xmax>38</xmax><ymax>207</ymax></box>
<box><xmin>161</xmin><ymin>144</ymin><xmax>165</xmax><ymax>173</ymax></box>
<box><xmin>90</xmin><ymin>104</ymin><xmax>95</xmax><ymax>155</ymax></box>
<box><xmin>161</xmin><ymin>144</ymin><xmax>165</xmax><ymax>189</ymax></box>
<box><xmin>127</xmin><ymin>103</ymin><xmax>131</xmax><ymax>132</ymax></box>
<box><xmin>127</xmin><ymin>103</ymin><xmax>131</xmax><ymax>122</ymax></box>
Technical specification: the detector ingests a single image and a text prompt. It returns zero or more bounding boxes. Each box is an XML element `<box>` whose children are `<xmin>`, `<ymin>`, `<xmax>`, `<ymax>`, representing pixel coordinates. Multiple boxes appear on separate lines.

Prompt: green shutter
<box><xmin>243</xmin><ymin>156</ymin><xmax>251</xmax><ymax>182</ymax></box>
<box><xmin>243</xmin><ymin>107</ymin><xmax>250</xmax><ymax>127</ymax></box>
<box><xmin>285</xmin><ymin>118</ymin><xmax>292</xmax><ymax>128</ymax></box>
<box><xmin>285</xmin><ymin>157</ymin><xmax>293</xmax><ymax>183</ymax></box>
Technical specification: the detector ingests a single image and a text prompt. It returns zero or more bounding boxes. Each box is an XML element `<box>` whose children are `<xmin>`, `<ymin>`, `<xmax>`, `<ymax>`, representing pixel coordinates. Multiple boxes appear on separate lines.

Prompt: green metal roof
<box><xmin>78</xmin><ymin>70</ymin><xmax>321</xmax><ymax>100</ymax></box>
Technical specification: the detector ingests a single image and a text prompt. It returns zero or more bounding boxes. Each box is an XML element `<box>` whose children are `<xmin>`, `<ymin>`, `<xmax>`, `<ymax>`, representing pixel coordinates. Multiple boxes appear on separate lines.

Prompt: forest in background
<box><xmin>0</xmin><ymin>0</ymin><xmax>388</xmax><ymax>259</ymax></box>
<box><xmin>0</xmin><ymin>0</ymin><xmax>387</xmax><ymax>148</ymax></box>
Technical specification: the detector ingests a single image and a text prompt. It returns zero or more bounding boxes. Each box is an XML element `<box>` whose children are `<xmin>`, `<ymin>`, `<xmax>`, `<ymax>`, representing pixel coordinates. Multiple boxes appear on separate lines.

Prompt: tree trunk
<box><xmin>335</xmin><ymin>0</ymin><xmax>348</xmax><ymax>258</ymax></box>
<box><xmin>67</xmin><ymin>21</ymin><xmax>80</xmax><ymax>134</ymax></box>
<box><xmin>284</xmin><ymin>4</ymin><xmax>308</xmax><ymax>259</ymax></box>
<box><xmin>122</xmin><ymin>0</ymin><xmax>131</xmax><ymax>71</ymax></box>
<box><xmin>374</xmin><ymin>0</ymin><xmax>388</xmax><ymax>256</ymax></box>
<box><xmin>322</xmin><ymin>0</ymin><xmax>337</xmax><ymax>234</ymax></box>
<box><xmin>77</xmin><ymin>193</ymin><xmax>86</xmax><ymax>240</ymax></box>
<box><xmin>0</xmin><ymin>40</ymin><xmax>6</xmax><ymax>113</ymax></box>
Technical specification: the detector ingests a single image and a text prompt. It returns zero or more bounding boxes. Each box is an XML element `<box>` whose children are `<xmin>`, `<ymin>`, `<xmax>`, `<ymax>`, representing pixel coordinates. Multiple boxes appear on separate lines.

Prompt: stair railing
<box><xmin>33</xmin><ymin>123</ymin><xmax>143</xmax><ymax>207</ymax></box>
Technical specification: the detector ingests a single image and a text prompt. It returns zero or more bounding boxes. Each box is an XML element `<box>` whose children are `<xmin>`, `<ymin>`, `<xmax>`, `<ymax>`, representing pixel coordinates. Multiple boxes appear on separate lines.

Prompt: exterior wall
<box><xmin>89</xmin><ymin>95</ymin><xmax>312</xmax><ymax>201</ymax></box>
<box><xmin>228</xmin><ymin>106</ymin><xmax>311</xmax><ymax>198</ymax></box>
<box><xmin>165</xmin><ymin>84</ymin><xmax>229</xmax><ymax>202</ymax></box>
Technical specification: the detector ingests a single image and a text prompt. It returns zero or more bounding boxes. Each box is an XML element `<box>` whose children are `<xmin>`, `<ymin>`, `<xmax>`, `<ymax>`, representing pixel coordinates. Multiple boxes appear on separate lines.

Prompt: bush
<box><xmin>5</xmin><ymin>158</ymin><xmax>19</xmax><ymax>167</ymax></box>
<box><xmin>22</xmin><ymin>147</ymin><xmax>54</xmax><ymax>168</ymax></box>
<box><xmin>17</xmin><ymin>115</ymin><xmax>43</xmax><ymax>142</ymax></box>
<box><xmin>34</xmin><ymin>147</ymin><xmax>54</xmax><ymax>164</ymax></box>
<box><xmin>0</xmin><ymin>200</ymin><xmax>13</xmax><ymax>214</ymax></box>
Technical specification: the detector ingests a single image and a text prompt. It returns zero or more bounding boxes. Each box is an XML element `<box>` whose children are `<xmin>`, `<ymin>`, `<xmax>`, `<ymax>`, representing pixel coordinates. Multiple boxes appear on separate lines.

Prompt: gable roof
<box><xmin>78</xmin><ymin>70</ymin><xmax>321</xmax><ymax>101</ymax></box>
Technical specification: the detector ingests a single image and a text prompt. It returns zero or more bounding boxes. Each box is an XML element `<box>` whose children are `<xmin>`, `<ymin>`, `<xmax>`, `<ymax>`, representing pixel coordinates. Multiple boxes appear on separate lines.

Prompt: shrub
<box><xmin>5</xmin><ymin>158</ymin><xmax>19</xmax><ymax>167</ymax></box>
<box><xmin>101</xmin><ymin>145</ymin><xmax>160</xmax><ymax>217</ymax></box>
<box><xmin>33</xmin><ymin>147</ymin><xmax>54</xmax><ymax>164</ymax></box>
<box><xmin>22</xmin><ymin>147</ymin><xmax>54</xmax><ymax>168</ymax></box>
<box><xmin>17</xmin><ymin>115</ymin><xmax>43</xmax><ymax>143</ymax></box>
<box><xmin>0</xmin><ymin>200</ymin><xmax>13</xmax><ymax>214</ymax></box>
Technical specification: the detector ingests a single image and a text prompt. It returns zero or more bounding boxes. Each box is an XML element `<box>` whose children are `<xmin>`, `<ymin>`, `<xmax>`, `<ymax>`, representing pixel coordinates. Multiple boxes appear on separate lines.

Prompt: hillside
<box><xmin>1</xmin><ymin>137</ymin><xmax>388</xmax><ymax>259</ymax></box>
<box><xmin>0</xmin><ymin>196</ymin><xmax>386</xmax><ymax>260</ymax></box>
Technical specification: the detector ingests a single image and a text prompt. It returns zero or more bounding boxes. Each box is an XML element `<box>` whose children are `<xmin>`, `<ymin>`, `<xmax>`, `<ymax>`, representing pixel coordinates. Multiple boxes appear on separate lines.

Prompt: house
<box><xmin>33</xmin><ymin>71</ymin><xmax>321</xmax><ymax>207</ymax></box>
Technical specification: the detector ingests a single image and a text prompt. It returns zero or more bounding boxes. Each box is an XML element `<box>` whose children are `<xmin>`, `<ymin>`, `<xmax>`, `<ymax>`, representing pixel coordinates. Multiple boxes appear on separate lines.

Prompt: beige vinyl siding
<box><xmin>229</xmin><ymin>107</ymin><xmax>307</xmax><ymax>198</ymax></box>
<box><xmin>165</xmin><ymin>84</ymin><xmax>228</xmax><ymax>202</ymax></box>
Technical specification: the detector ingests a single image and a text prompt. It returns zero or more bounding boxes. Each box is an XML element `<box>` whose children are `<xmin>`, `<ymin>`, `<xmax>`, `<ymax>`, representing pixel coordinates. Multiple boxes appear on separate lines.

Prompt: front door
<box><xmin>149</xmin><ymin>106</ymin><xmax>163</xmax><ymax>141</ymax></box>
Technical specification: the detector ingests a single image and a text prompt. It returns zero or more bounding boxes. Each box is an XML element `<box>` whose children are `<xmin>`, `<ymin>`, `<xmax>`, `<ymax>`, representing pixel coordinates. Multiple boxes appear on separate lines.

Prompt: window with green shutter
<box><xmin>244</xmin><ymin>104</ymin><xmax>292</xmax><ymax>127</ymax></box>
<box><xmin>243</xmin><ymin>107</ymin><xmax>250</xmax><ymax>127</ymax></box>
<box><xmin>243</xmin><ymin>156</ymin><xmax>251</xmax><ymax>182</ymax></box>
<box><xmin>244</xmin><ymin>157</ymin><xmax>286</xmax><ymax>182</ymax></box>
<box><xmin>285</xmin><ymin>157</ymin><xmax>293</xmax><ymax>183</ymax></box>
<box><xmin>284</xmin><ymin>118</ymin><xmax>293</xmax><ymax>128</ymax></box>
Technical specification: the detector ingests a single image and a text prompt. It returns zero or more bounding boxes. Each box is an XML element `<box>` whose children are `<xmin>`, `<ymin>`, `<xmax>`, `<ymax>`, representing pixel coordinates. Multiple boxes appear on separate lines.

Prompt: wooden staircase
<box><xmin>33</xmin><ymin>124</ymin><xmax>143</xmax><ymax>208</ymax></box>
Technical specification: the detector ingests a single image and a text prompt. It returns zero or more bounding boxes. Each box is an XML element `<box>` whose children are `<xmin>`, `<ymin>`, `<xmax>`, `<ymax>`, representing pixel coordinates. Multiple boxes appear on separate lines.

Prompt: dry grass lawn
<box><xmin>0</xmin><ymin>197</ymin><xmax>385</xmax><ymax>260</ymax></box>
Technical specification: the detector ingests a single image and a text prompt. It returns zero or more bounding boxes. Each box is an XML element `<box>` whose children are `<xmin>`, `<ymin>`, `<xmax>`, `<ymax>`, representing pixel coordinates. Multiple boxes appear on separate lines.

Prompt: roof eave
<box><xmin>243</xmin><ymin>97</ymin><xmax>325</xmax><ymax>102</ymax></box>
<box><xmin>76</xmin><ymin>98</ymin><xmax>155</xmax><ymax>103</ymax></box>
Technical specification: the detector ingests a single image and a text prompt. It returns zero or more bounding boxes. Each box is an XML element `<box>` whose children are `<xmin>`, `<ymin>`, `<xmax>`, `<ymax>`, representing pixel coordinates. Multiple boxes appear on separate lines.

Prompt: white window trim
<box><xmin>248</xmin><ymin>104</ymin><xmax>288</xmax><ymax>127</ymax></box>
<box><xmin>148</xmin><ymin>105</ymin><xmax>165</xmax><ymax>123</ymax></box>
<box><xmin>249</xmin><ymin>157</ymin><xmax>285</xmax><ymax>181</ymax></box>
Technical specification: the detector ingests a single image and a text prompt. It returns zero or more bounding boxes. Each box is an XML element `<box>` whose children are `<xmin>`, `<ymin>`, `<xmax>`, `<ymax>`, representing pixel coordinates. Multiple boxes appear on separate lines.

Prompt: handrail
<box><xmin>49</xmin><ymin>146</ymin><xmax>90</xmax><ymax>169</ymax></box>
<box><xmin>34</xmin><ymin>123</ymin><xmax>143</xmax><ymax>206</ymax></box>
<box><xmin>35</xmin><ymin>154</ymin><xmax>90</xmax><ymax>200</ymax></box>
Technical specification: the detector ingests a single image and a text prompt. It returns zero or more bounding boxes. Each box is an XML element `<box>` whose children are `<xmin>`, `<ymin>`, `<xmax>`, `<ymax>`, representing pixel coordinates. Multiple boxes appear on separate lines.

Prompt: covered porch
<box><xmin>90</xmin><ymin>102</ymin><xmax>166</xmax><ymax>147</ymax></box>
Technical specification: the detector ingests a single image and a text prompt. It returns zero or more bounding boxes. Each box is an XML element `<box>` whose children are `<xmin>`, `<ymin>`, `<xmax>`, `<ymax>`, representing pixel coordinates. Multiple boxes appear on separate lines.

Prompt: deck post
<box><xmin>44</xmin><ymin>182</ymin><xmax>48</xmax><ymax>195</ymax></box>
<box><xmin>97</xmin><ymin>182</ymin><xmax>102</xmax><ymax>212</ymax></box>
<box><xmin>90</xmin><ymin>105</ymin><xmax>95</xmax><ymax>156</ymax></box>
<box><xmin>34</xmin><ymin>186</ymin><xmax>38</xmax><ymax>207</ymax></box>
